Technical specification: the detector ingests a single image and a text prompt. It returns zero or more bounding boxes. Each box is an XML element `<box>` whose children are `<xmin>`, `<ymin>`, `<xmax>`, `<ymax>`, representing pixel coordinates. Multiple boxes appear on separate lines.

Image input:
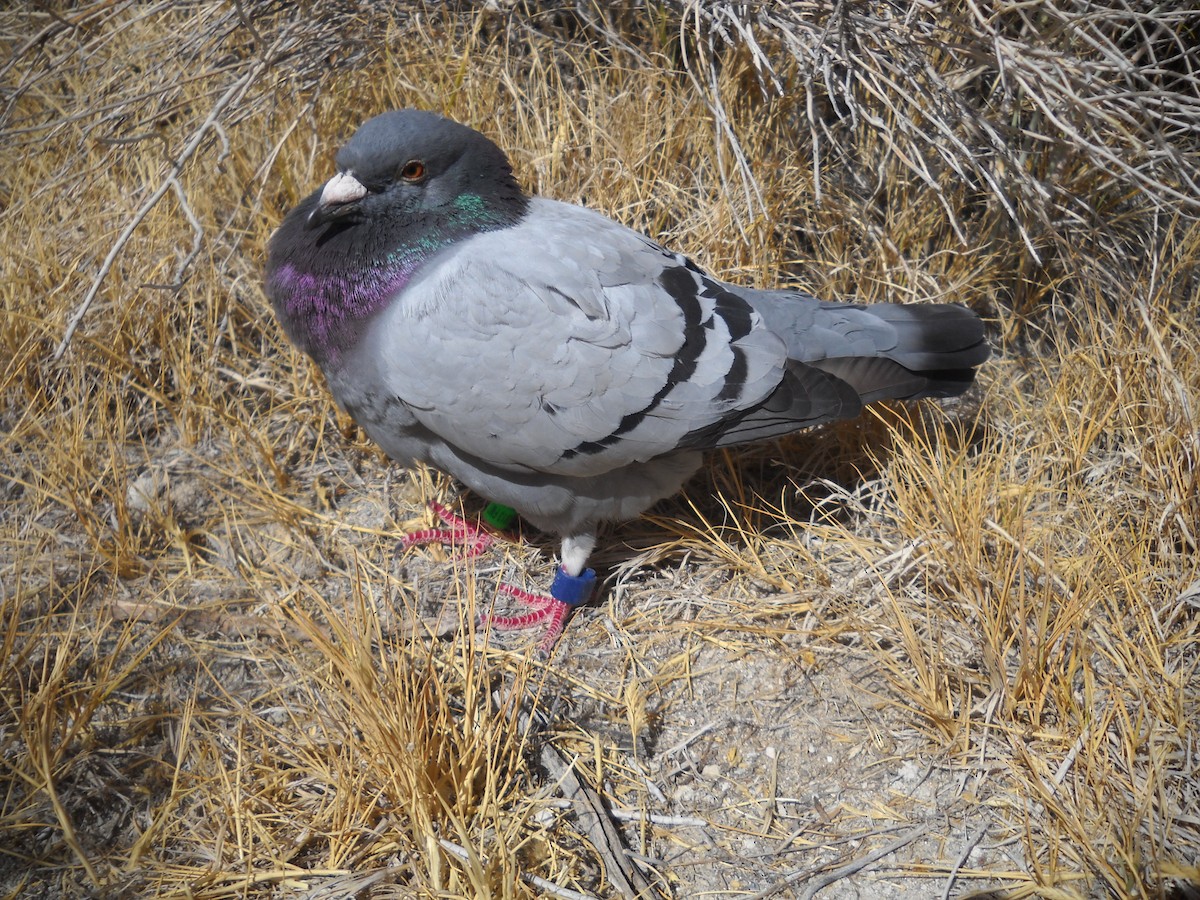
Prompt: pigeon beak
<box><xmin>307</xmin><ymin>171</ymin><xmax>368</xmax><ymax>228</ymax></box>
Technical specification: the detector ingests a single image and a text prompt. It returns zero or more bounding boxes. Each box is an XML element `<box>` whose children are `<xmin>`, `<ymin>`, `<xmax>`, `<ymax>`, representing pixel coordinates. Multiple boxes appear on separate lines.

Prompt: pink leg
<box><xmin>400</xmin><ymin>502</ymin><xmax>497</xmax><ymax>559</ymax></box>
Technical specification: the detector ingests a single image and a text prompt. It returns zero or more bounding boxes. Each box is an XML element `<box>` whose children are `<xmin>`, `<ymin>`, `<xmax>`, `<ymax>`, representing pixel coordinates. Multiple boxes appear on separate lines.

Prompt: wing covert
<box><xmin>370</xmin><ymin>199</ymin><xmax>788</xmax><ymax>476</ymax></box>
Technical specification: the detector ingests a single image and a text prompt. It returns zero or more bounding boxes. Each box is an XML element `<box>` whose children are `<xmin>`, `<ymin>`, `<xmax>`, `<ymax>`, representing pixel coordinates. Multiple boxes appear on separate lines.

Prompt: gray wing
<box><xmin>370</xmin><ymin>199</ymin><xmax>855</xmax><ymax>477</ymax></box>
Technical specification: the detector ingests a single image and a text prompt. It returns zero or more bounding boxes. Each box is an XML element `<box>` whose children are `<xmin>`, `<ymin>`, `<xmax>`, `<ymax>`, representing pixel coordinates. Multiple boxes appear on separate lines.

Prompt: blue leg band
<box><xmin>549</xmin><ymin>567</ymin><xmax>597</xmax><ymax>607</ymax></box>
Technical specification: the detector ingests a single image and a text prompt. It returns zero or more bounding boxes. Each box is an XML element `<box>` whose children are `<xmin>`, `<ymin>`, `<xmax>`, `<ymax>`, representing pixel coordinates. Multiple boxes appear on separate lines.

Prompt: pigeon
<box><xmin>265</xmin><ymin>109</ymin><xmax>990</xmax><ymax>652</ymax></box>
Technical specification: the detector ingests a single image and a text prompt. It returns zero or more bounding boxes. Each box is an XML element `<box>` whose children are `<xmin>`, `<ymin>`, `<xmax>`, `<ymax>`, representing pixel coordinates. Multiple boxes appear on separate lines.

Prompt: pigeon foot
<box><xmin>400</xmin><ymin>501</ymin><xmax>500</xmax><ymax>559</ymax></box>
<box><xmin>485</xmin><ymin>567</ymin><xmax>597</xmax><ymax>655</ymax></box>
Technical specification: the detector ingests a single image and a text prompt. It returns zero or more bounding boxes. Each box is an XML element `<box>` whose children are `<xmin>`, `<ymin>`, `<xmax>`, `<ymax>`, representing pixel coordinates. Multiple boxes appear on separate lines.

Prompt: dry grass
<box><xmin>2</xmin><ymin>2</ymin><xmax>1198</xmax><ymax>898</ymax></box>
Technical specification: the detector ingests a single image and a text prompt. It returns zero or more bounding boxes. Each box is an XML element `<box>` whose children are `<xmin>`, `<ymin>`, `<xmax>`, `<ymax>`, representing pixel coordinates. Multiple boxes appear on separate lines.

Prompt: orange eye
<box><xmin>400</xmin><ymin>160</ymin><xmax>426</xmax><ymax>181</ymax></box>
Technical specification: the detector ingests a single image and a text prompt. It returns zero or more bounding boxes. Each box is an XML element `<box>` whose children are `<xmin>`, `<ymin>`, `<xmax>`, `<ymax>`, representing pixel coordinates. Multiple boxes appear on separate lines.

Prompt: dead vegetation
<box><xmin>1</xmin><ymin>2</ymin><xmax>1198</xmax><ymax>898</ymax></box>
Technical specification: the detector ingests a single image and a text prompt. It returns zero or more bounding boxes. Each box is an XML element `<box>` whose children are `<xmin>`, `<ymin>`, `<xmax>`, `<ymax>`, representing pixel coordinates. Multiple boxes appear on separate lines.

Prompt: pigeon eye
<box><xmin>399</xmin><ymin>160</ymin><xmax>426</xmax><ymax>182</ymax></box>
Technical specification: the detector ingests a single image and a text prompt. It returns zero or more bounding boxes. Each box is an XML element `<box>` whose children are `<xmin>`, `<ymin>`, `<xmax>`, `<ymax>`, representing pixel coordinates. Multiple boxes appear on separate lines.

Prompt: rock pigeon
<box><xmin>265</xmin><ymin>109</ymin><xmax>990</xmax><ymax>652</ymax></box>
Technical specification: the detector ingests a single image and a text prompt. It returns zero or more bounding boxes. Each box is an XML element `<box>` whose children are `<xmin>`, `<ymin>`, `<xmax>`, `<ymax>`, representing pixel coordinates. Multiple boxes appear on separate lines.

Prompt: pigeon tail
<box><xmin>689</xmin><ymin>299</ymin><xmax>988</xmax><ymax>450</ymax></box>
<box><xmin>809</xmin><ymin>302</ymin><xmax>989</xmax><ymax>402</ymax></box>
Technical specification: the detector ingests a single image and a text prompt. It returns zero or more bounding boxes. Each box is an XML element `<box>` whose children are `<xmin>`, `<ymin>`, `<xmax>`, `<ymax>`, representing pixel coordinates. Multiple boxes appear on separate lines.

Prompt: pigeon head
<box><xmin>306</xmin><ymin>109</ymin><xmax>527</xmax><ymax>229</ymax></box>
<box><xmin>266</xmin><ymin>110</ymin><xmax>529</xmax><ymax>366</ymax></box>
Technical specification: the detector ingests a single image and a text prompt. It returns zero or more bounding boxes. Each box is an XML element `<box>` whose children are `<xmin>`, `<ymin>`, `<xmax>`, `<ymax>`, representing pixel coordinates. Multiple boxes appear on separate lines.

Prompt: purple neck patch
<box><xmin>269</xmin><ymin>253</ymin><xmax>420</xmax><ymax>366</ymax></box>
